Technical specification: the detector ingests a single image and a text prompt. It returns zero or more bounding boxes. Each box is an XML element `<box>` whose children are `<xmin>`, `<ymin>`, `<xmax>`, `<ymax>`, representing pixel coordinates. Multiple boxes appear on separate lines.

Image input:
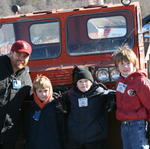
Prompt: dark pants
<box><xmin>0</xmin><ymin>142</ymin><xmax>15</xmax><ymax>149</ymax></box>
<box><xmin>67</xmin><ymin>139</ymin><xmax>105</xmax><ymax>149</ymax></box>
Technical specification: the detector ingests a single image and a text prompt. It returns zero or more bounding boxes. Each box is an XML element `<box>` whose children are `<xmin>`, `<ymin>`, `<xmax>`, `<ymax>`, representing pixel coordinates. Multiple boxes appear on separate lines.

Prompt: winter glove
<box><xmin>53</xmin><ymin>92</ymin><xmax>67</xmax><ymax>114</ymax></box>
<box><xmin>53</xmin><ymin>91</ymin><xmax>62</xmax><ymax>99</ymax></box>
<box><xmin>1</xmin><ymin>114</ymin><xmax>14</xmax><ymax>133</ymax></box>
<box><xmin>146</xmin><ymin>122</ymin><xmax>150</xmax><ymax>141</ymax></box>
<box><xmin>106</xmin><ymin>91</ymin><xmax>116</xmax><ymax>112</ymax></box>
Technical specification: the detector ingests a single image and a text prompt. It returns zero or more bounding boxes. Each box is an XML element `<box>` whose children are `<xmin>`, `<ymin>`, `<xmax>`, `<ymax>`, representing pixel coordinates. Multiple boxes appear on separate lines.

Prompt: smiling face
<box><xmin>118</xmin><ymin>60</ymin><xmax>135</xmax><ymax>77</ymax></box>
<box><xmin>10</xmin><ymin>51</ymin><xmax>30</xmax><ymax>72</ymax></box>
<box><xmin>76</xmin><ymin>78</ymin><xmax>93</xmax><ymax>92</ymax></box>
<box><xmin>35</xmin><ymin>87</ymin><xmax>50</xmax><ymax>102</ymax></box>
<box><xmin>113</xmin><ymin>47</ymin><xmax>139</xmax><ymax>77</ymax></box>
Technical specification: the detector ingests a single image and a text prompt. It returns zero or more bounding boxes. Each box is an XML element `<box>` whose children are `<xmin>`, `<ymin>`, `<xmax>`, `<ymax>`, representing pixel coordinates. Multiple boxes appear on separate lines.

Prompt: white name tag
<box><xmin>116</xmin><ymin>82</ymin><xmax>127</xmax><ymax>93</ymax></box>
<box><xmin>78</xmin><ymin>98</ymin><xmax>88</xmax><ymax>107</ymax></box>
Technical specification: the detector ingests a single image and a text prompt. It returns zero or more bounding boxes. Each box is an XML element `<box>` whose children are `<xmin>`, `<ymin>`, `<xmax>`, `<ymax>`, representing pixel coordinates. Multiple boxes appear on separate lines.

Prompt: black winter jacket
<box><xmin>0</xmin><ymin>55</ymin><xmax>32</xmax><ymax>143</ymax></box>
<box><xmin>62</xmin><ymin>83</ymin><xmax>112</xmax><ymax>144</ymax></box>
<box><xmin>25</xmin><ymin>100</ymin><xmax>65</xmax><ymax>149</ymax></box>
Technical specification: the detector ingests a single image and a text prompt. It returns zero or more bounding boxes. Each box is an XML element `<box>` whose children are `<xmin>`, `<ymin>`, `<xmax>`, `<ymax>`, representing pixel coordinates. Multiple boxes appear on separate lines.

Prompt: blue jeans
<box><xmin>121</xmin><ymin>119</ymin><xmax>149</xmax><ymax>149</ymax></box>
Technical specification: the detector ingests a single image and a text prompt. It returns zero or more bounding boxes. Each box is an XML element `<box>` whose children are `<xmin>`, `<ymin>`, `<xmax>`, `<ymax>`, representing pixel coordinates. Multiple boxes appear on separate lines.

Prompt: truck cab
<box><xmin>0</xmin><ymin>1</ymin><xmax>145</xmax><ymax>148</ymax></box>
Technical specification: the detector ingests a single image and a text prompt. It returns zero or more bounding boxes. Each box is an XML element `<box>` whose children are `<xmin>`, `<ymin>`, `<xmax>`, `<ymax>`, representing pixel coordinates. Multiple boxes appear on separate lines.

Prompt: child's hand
<box><xmin>53</xmin><ymin>92</ymin><xmax>62</xmax><ymax>99</ymax></box>
<box><xmin>146</xmin><ymin>122</ymin><xmax>150</xmax><ymax>141</ymax></box>
<box><xmin>55</xmin><ymin>100</ymin><xmax>67</xmax><ymax>114</ymax></box>
<box><xmin>53</xmin><ymin>92</ymin><xmax>68</xmax><ymax>114</ymax></box>
<box><xmin>106</xmin><ymin>91</ymin><xmax>116</xmax><ymax>112</ymax></box>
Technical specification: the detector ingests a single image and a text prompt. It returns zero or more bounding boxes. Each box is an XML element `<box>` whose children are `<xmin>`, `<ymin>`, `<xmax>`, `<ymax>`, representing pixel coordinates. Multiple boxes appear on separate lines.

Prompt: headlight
<box><xmin>121</xmin><ymin>0</ymin><xmax>131</xmax><ymax>6</ymax></box>
<box><xmin>110</xmin><ymin>68</ymin><xmax>120</xmax><ymax>81</ymax></box>
<box><xmin>96</xmin><ymin>68</ymin><xmax>109</xmax><ymax>82</ymax></box>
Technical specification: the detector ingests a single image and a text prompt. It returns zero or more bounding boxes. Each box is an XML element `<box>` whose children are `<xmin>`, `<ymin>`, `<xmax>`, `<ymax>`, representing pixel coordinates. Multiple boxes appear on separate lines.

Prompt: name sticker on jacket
<box><xmin>78</xmin><ymin>98</ymin><xmax>88</xmax><ymax>107</ymax></box>
<box><xmin>12</xmin><ymin>80</ymin><xmax>21</xmax><ymax>89</ymax></box>
<box><xmin>33</xmin><ymin>111</ymin><xmax>41</xmax><ymax>121</ymax></box>
<box><xmin>116</xmin><ymin>82</ymin><xmax>127</xmax><ymax>93</ymax></box>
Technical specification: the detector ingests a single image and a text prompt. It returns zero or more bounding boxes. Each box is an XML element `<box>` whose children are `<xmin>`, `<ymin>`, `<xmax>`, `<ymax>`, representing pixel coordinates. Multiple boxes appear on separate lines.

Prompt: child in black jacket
<box><xmin>61</xmin><ymin>66</ymin><xmax>115</xmax><ymax>149</ymax></box>
<box><xmin>25</xmin><ymin>75</ymin><xmax>64</xmax><ymax>149</ymax></box>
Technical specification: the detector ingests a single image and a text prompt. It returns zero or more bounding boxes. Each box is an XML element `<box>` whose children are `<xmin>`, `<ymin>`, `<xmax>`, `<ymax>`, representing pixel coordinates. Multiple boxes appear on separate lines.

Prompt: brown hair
<box><xmin>113</xmin><ymin>46</ymin><xmax>139</xmax><ymax>69</ymax></box>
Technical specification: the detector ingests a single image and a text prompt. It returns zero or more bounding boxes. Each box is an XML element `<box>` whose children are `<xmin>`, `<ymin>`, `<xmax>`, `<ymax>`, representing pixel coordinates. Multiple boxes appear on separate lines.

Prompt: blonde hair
<box><xmin>33</xmin><ymin>75</ymin><xmax>53</xmax><ymax>95</ymax></box>
<box><xmin>113</xmin><ymin>46</ymin><xmax>139</xmax><ymax>69</ymax></box>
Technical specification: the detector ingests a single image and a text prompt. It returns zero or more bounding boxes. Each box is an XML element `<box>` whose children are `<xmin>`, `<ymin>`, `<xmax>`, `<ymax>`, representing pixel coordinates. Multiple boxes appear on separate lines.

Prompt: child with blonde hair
<box><xmin>113</xmin><ymin>46</ymin><xmax>150</xmax><ymax>149</ymax></box>
<box><xmin>25</xmin><ymin>75</ymin><xmax>64</xmax><ymax>149</ymax></box>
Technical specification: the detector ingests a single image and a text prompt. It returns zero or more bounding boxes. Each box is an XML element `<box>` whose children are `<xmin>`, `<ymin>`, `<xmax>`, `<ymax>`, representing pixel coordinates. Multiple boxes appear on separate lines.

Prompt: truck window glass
<box><xmin>30</xmin><ymin>21</ymin><xmax>61</xmax><ymax>60</ymax></box>
<box><xmin>67</xmin><ymin>14</ymin><xmax>131</xmax><ymax>56</ymax></box>
<box><xmin>0</xmin><ymin>24</ymin><xmax>15</xmax><ymax>55</ymax></box>
<box><xmin>30</xmin><ymin>22</ymin><xmax>60</xmax><ymax>44</ymax></box>
<box><xmin>87</xmin><ymin>16</ymin><xmax>127</xmax><ymax>39</ymax></box>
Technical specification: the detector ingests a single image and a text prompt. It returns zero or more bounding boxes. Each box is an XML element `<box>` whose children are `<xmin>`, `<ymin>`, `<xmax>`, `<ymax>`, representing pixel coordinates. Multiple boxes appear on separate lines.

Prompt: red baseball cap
<box><xmin>11</xmin><ymin>40</ymin><xmax>32</xmax><ymax>55</ymax></box>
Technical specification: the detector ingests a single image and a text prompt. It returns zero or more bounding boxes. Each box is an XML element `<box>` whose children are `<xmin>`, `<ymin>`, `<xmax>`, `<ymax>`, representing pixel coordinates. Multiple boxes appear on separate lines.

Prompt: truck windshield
<box><xmin>67</xmin><ymin>13</ymin><xmax>133</xmax><ymax>56</ymax></box>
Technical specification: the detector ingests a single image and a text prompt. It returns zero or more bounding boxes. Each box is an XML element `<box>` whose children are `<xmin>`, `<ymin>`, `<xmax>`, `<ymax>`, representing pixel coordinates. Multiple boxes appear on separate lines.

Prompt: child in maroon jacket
<box><xmin>113</xmin><ymin>46</ymin><xmax>150</xmax><ymax>149</ymax></box>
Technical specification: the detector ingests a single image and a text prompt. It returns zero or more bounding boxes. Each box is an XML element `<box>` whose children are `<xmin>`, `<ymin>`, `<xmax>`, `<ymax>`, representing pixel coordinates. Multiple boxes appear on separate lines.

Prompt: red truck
<box><xmin>0</xmin><ymin>0</ymin><xmax>146</xmax><ymax>148</ymax></box>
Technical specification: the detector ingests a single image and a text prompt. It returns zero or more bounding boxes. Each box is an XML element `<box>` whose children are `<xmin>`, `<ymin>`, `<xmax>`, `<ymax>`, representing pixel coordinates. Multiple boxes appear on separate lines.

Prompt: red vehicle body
<box><xmin>0</xmin><ymin>1</ymin><xmax>146</xmax><ymax>148</ymax></box>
